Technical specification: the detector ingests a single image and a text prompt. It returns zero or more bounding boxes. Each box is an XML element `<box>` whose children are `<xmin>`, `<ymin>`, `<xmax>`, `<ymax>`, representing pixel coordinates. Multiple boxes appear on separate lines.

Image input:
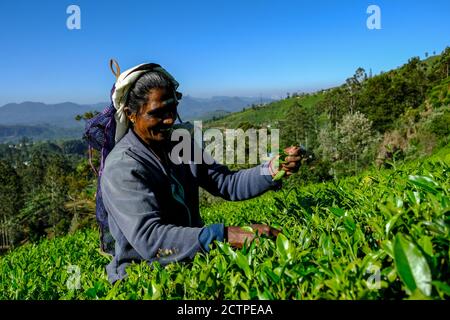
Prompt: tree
<box><xmin>20</xmin><ymin>150</ymin><xmax>47</xmax><ymax>194</ymax></box>
<box><xmin>61</xmin><ymin>140</ymin><xmax>87</xmax><ymax>156</ymax></box>
<box><xmin>43</xmin><ymin>154</ymin><xmax>71</xmax><ymax>237</ymax></box>
<box><xmin>0</xmin><ymin>160</ymin><xmax>24</xmax><ymax>247</ymax></box>
<box><xmin>338</xmin><ymin>112</ymin><xmax>377</xmax><ymax>173</ymax></box>
<box><xmin>19</xmin><ymin>187</ymin><xmax>53</xmax><ymax>242</ymax></box>
<box><xmin>75</xmin><ymin>111</ymin><xmax>100</xmax><ymax>121</ymax></box>
<box><xmin>346</xmin><ymin>67</ymin><xmax>367</xmax><ymax>114</ymax></box>
<box><xmin>18</xmin><ymin>153</ymin><xmax>72</xmax><ymax>241</ymax></box>
<box><xmin>280</xmin><ymin>103</ymin><xmax>314</xmax><ymax>148</ymax></box>
<box><xmin>318</xmin><ymin>111</ymin><xmax>377</xmax><ymax>177</ymax></box>
<box><xmin>431</xmin><ymin>47</ymin><xmax>450</xmax><ymax>80</ymax></box>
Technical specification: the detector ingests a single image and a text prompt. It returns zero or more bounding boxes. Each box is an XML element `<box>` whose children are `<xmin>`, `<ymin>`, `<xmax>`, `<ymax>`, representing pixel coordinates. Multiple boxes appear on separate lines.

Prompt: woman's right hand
<box><xmin>225</xmin><ymin>224</ymin><xmax>281</xmax><ymax>249</ymax></box>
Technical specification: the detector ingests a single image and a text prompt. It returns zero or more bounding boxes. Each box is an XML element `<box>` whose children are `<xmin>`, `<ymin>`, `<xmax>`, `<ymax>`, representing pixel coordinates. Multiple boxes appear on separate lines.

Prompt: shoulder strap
<box><xmin>109</xmin><ymin>59</ymin><xmax>121</xmax><ymax>80</ymax></box>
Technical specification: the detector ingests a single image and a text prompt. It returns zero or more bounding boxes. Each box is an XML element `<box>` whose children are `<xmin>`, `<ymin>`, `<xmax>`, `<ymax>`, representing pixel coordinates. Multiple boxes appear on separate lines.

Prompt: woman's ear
<box><xmin>124</xmin><ymin>107</ymin><xmax>136</xmax><ymax>124</ymax></box>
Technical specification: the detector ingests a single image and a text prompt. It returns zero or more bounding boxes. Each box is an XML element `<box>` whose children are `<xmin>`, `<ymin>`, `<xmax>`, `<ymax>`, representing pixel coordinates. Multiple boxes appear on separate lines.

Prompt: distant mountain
<box><xmin>0</xmin><ymin>125</ymin><xmax>82</xmax><ymax>143</ymax></box>
<box><xmin>0</xmin><ymin>96</ymin><xmax>274</xmax><ymax>142</ymax></box>
<box><xmin>0</xmin><ymin>102</ymin><xmax>107</xmax><ymax>128</ymax></box>
<box><xmin>0</xmin><ymin>96</ymin><xmax>273</xmax><ymax>127</ymax></box>
<box><xmin>177</xmin><ymin>96</ymin><xmax>274</xmax><ymax>121</ymax></box>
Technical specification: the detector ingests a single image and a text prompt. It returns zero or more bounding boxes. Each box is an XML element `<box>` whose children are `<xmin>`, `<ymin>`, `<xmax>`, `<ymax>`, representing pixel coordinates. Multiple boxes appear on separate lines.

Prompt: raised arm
<box><xmin>197</xmin><ymin>146</ymin><xmax>282</xmax><ymax>201</ymax></box>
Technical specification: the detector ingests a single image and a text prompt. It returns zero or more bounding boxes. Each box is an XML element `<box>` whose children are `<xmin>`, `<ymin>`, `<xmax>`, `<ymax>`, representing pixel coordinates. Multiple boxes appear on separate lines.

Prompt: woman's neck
<box><xmin>131</xmin><ymin>128</ymin><xmax>170</xmax><ymax>165</ymax></box>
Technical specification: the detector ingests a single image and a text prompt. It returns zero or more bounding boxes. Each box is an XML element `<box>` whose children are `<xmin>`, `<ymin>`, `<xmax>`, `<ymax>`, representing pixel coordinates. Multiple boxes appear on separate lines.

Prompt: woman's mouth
<box><xmin>153</xmin><ymin>127</ymin><xmax>173</xmax><ymax>138</ymax></box>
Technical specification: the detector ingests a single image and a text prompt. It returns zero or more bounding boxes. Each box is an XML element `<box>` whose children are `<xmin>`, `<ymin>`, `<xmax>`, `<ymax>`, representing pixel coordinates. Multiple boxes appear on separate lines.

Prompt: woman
<box><xmin>100</xmin><ymin>62</ymin><xmax>302</xmax><ymax>283</ymax></box>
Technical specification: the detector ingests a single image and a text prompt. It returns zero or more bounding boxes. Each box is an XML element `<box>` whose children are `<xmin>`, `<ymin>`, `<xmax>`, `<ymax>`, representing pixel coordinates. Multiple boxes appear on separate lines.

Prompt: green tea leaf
<box><xmin>276</xmin><ymin>233</ymin><xmax>291</xmax><ymax>261</ymax></box>
<box><xmin>406</xmin><ymin>190</ymin><xmax>421</xmax><ymax>205</ymax></box>
<box><xmin>343</xmin><ymin>216</ymin><xmax>356</xmax><ymax>234</ymax></box>
<box><xmin>235</xmin><ymin>251</ymin><xmax>251</xmax><ymax>278</ymax></box>
<box><xmin>329</xmin><ymin>207</ymin><xmax>345</xmax><ymax>218</ymax></box>
<box><xmin>240</xmin><ymin>226</ymin><xmax>254</xmax><ymax>233</ymax></box>
<box><xmin>393</xmin><ymin>233</ymin><xmax>432</xmax><ymax>296</ymax></box>
<box><xmin>417</xmin><ymin>236</ymin><xmax>433</xmax><ymax>257</ymax></box>
<box><xmin>385</xmin><ymin>213</ymin><xmax>402</xmax><ymax>236</ymax></box>
<box><xmin>432</xmin><ymin>281</ymin><xmax>450</xmax><ymax>297</ymax></box>
<box><xmin>272</xmin><ymin>170</ymin><xmax>286</xmax><ymax>181</ymax></box>
<box><xmin>408</xmin><ymin>175</ymin><xmax>440</xmax><ymax>195</ymax></box>
<box><xmin>257</xmin><ymin>288</ymin><xmax>274</xmax><ymax>300</ymax></box>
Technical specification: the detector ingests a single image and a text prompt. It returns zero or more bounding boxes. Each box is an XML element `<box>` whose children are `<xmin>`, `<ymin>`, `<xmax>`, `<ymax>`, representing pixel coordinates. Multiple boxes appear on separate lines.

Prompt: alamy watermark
<box><xmin>66</xmin><ymin>5</ymin><xmax>81</xmax><ymax>30</ymax></box>
<box><xmin>365</xmin><ymin>265</ymin><xmax>381</xmax><ymax>290</ymax></box>
<box><xmin>66</xmin><ymin>264</ymin><xmax>81</xmax><ymax>290</ymax></box>
<box><xmin>367</xmin><ymin>5</ymin><xmax>381</xmax><ymax>30</ymax></box>
<box><xmin>168</xmin><ymin>121</ymin><xmax>280</xmax><ymax>174</ymax></box>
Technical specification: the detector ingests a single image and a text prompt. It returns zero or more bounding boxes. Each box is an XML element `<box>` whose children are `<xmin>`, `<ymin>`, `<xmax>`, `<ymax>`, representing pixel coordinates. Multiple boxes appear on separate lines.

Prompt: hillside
<box><xmin>179</xmin><ymin>96</ymin><xmax>274</xmax><ymax>121</ymax></box>
<box><xmin>205</xmin><ymin>93</ymin><xmax>325</xmax><ymax>129</ymax></box>
<box><xmin>206</xmin><ymin>53</ymin><xmax>447</xmax><ymax>131</ymax></box>
<box><xmin>0</xmin><ymin>125</ymin><xmax>84</xmax><ymax>143</ymax></box>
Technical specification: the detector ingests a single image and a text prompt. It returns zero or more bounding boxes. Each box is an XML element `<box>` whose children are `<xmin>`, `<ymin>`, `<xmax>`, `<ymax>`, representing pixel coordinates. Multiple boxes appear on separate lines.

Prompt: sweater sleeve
<box><xmin>198</xmin><ymin>223</ymin><xmax>225</xmax><ymax>252</ymax></box>
<box><xmin>197</xmin><ymin>148</ymin><xmax>282</xmax><ymax>201</ymax></box>
<box><xmin>100</xmin><ymin>156</ymin><xmax>203</xmax><ymax>264</ymax></box>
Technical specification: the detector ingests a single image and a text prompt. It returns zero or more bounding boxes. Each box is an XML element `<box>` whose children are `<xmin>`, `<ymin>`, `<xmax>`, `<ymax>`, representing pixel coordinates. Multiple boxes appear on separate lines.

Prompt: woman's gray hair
<box><xmin>126</xmin><ymin>71</ymin><xmax>175</xmax><ymax>114</ymax></box>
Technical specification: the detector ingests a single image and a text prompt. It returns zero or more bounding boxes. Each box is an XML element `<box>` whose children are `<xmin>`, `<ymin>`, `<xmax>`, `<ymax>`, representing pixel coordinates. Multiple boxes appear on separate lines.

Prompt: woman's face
<box><xmin>127</xmin><ymin>87</ymin><xmax>177</xmax><ymax>145</ymax></box>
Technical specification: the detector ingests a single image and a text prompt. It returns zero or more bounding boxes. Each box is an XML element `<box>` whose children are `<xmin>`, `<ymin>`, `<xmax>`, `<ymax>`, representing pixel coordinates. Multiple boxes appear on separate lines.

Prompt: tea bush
<box><xmin>1</xmin><ymin>155</ymin><xmax>449</xmax><ymax>300</ymax></box>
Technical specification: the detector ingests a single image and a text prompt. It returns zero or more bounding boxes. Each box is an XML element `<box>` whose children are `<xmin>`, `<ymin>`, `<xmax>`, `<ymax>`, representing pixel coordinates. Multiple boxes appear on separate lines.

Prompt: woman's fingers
<box><xmin>270</xmin><ymin>227</ymin><xmax>281</xmax><ymax>237</ymax></box>
<box><xmin>284</xmin><ymin>155</ymin><xmax>301</xmax><ymax>163</ymax></box>
<box><xmin>284</xmin><ymin>146</ymin><xmax>300</xmax><ymax>155</ymax></box>
<box><xmin>227</xmin><ymin>224</ymin><xmax>282</xmax><ymax>248</ymax></box>
<box><xmin>250</xmin><ymin>224</ymin><xmax>270</xmax><ymax>236</ymax></box>
<box><xmin>282</xmin><ymin>160</ymin><xmax>300</xmax><ymax>168</ymax></box>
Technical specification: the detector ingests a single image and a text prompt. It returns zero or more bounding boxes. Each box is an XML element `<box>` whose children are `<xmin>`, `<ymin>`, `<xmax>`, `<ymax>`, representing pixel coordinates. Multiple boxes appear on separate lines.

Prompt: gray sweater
<box><xmin>100</xmin><ymin>128</ymin><xmax>280</xmax><ymax>283</ymax></box>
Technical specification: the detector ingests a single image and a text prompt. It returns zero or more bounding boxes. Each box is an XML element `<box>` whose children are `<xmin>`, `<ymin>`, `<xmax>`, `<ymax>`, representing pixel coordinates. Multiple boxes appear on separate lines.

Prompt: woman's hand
<box><xmin>226</xmin><ymin>224</ymin><xmax>281</xmax><ymax>249</ymax></box>
<box><xmin>270</xmin><ymin>145</ymin><xmax>303</xmax><ymax>179</ymax></box>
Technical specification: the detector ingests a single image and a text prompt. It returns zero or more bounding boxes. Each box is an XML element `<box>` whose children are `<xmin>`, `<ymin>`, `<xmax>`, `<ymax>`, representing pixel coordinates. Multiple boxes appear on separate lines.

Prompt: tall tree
<box><xmin>318</xmin><ymin>111</ymin><xmax>377</xmax><ymax>176</ymax></box>
<box><xmin>0</xmin><ymin>160</ymin><xmax>24</xmax><ymax>247</ymax></box>
<box><xmin>280</xmin><ymin>103</ymin><xmax>314</xmax><ymax>148</ymax></box>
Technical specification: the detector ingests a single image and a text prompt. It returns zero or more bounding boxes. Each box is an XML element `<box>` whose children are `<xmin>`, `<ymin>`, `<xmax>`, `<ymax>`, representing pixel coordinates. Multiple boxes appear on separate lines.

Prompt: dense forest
<box><xmin>0</xmin><ymin>138</ymin><xmax>96</xmax><ymax>250</ymax></box>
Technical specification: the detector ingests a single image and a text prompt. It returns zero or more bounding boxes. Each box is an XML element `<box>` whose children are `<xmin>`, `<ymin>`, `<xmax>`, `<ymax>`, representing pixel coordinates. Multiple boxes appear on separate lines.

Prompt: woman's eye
<box><xmin>147</xmin><ymin>106</ymin><xmax>176</xmax><ymax>118</ymax></box>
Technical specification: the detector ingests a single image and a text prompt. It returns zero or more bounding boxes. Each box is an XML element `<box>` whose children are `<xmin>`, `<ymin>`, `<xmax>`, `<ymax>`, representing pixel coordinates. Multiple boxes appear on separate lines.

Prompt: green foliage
<box><xmin>206</xmin><ymin>94</ymin><xmax>324</xmax><ymax>129</ymax></box>
<box><xmin>423</xmin><ymin>106</ymin><xmax>450</xmax><ymax>138</ymax></box>
<box><xmin>1</xmin><ymin>154</ymin><xmax>448</xmax><ymax>300</ymax></box>
<box><xmin>0</xmin><ymin>125</ymin><xmax>84</xmax><ymax>144</ymax></box>
<box><xmin>393</xmin><ymin>233</ymin><xmax>431</xmax><ymax>296</ymax></box>
<box><xmin>75</xmin><ymin>111</ymin><xmax>100</xmax><ymax>122</ymax></box>
<box><xmin>318</xmin><ymin>111</ymin><xmax>378</xmax><ymax>177</ymax></box>
<box><xmin>18</xmin><ymin>154</ymin><xmax>72</xmax><ymax>240</ymax></box>
<box><xmin>279</xmin><ymin>102</ymin><xmax>324</xmax><ymax>149</ymax></box>
<box><xmin>0</xmin><ymin>139</ymin><xmax>97</xmax><ymax>247</ymax></box>
<box><xmin>0</xmin><ymin>160</ymin><xmax>24</xmax><ymax>246</ymax></box>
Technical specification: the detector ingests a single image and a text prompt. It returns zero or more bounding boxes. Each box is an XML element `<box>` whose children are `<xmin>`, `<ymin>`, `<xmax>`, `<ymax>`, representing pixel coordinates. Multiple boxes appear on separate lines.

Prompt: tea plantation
<box><xmin>1</xmin><ymin>153</ymin><xmax>449</xmax><ymax>300</ymax></box>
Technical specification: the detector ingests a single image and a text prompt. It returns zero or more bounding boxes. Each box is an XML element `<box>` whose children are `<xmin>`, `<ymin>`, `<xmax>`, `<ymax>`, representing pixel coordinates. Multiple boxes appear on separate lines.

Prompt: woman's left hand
<box><xmin>281</xmin><ymin>146</ymin><xmax>302</xmax><ymax>177</ymax></box>
<box><xmin>270</xmin><ymin>146</ymin><xmax>302</xmax><ymax>179</ymax></box>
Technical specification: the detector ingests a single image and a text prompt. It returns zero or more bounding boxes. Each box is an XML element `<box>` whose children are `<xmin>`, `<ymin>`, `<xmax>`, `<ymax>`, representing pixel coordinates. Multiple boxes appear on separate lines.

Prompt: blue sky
<box><xmin>0</xmin><ymin>0</ymin><xmax>449</xmax><ymax>105</ymax></box>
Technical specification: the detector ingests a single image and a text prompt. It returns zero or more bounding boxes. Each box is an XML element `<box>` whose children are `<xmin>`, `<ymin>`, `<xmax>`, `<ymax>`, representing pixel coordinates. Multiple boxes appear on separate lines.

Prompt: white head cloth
<box><xmin>109</xmin><ymin>60</ymin><xmax>179</xmax><ymax>143</ymax></box>
<box><xmin>111</xmin><ymin>63</ymin><xmax>153</xmax><ymax>143</ymax></box>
